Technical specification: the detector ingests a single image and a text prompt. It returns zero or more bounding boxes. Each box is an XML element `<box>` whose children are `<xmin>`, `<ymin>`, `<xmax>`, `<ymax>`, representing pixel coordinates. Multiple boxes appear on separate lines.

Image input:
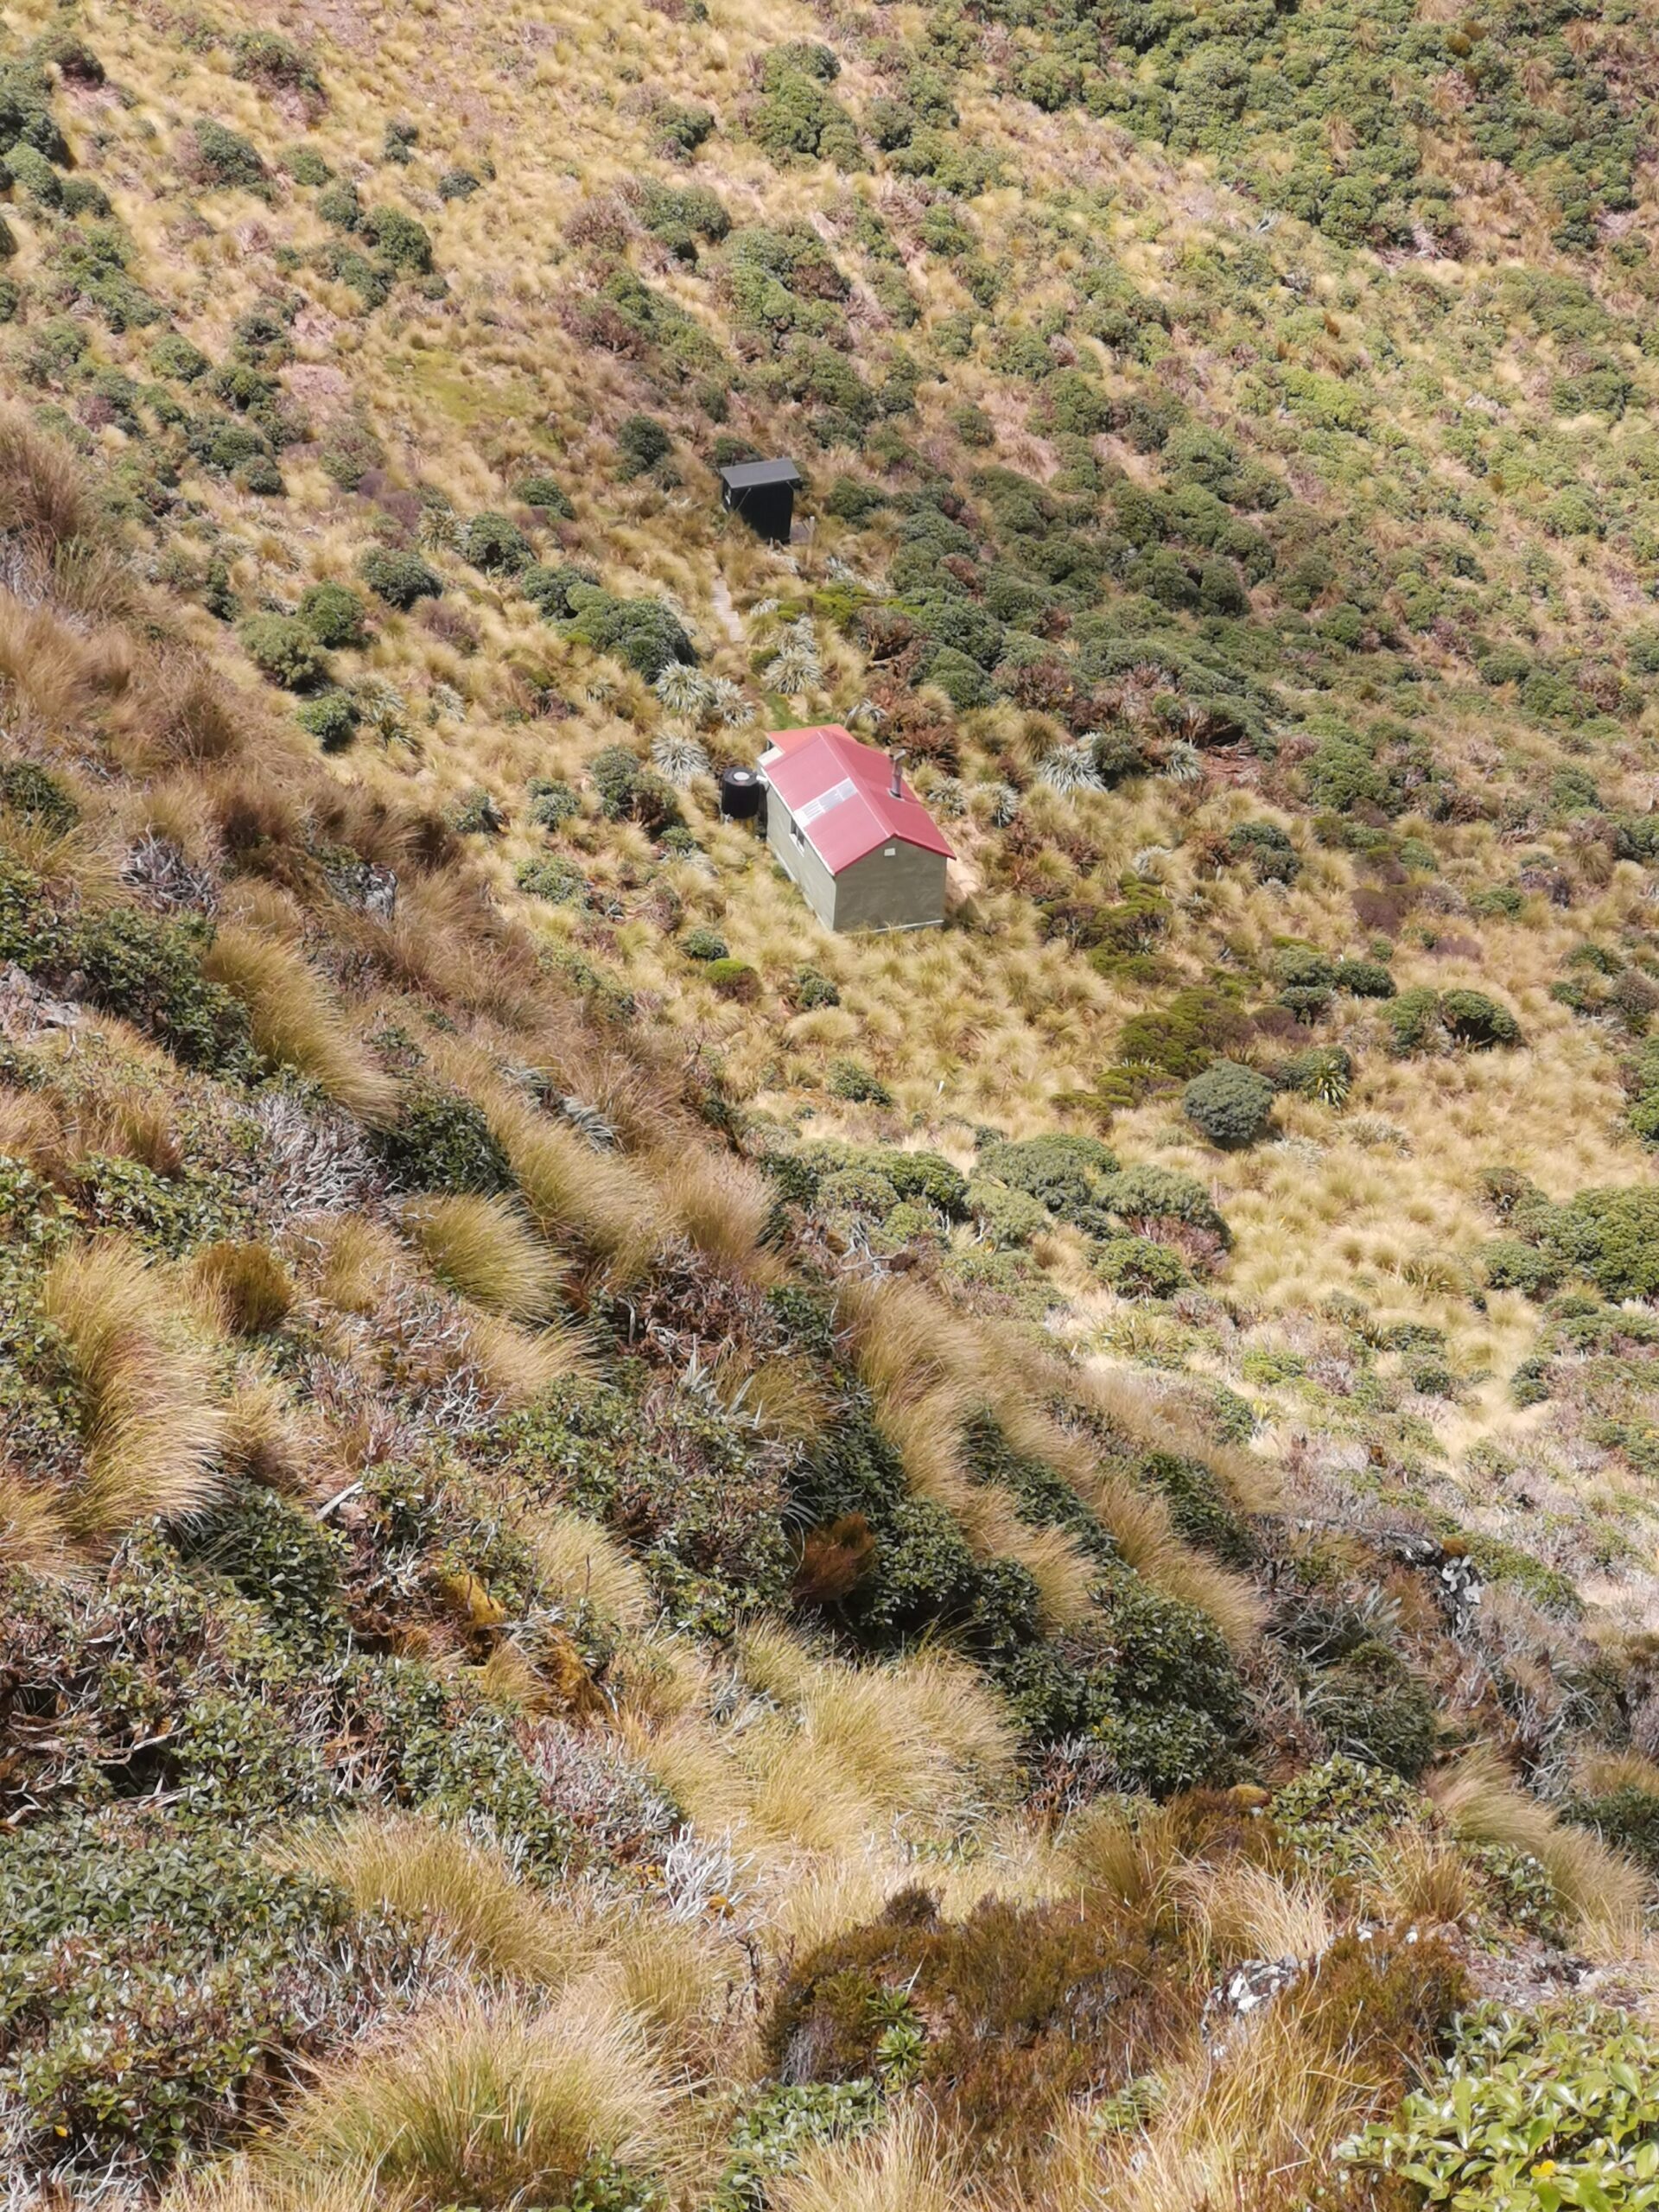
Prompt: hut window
<box><xmin>883</xmin><ymin>845</ymin><xmax>896</xmax><ymax>857</ymax></box>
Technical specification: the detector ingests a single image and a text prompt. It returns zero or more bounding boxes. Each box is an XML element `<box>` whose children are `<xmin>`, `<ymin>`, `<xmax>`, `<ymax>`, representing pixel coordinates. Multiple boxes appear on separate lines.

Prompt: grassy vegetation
<box><xmin>3</xmin><ymin>0</ymin><xmax>1659</xmax><ymax>2201</ymax></box>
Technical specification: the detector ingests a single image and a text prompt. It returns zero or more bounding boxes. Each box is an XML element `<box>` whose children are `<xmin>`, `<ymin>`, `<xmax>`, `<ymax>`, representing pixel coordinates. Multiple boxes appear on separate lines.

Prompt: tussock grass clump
<box><xmin>189</xmin><ymin>1239</ymin><xmax>296</xmax><ymax>1335</ymax></box>
<box><xmin>525</xmin><ymin>1503</ymin><xmax>655</xmax><ymax>1630</ymax></box>
<box><xmin>282</xmin><ymin>1815</ymin><xmax>581</xmax><ymax>1984</ymax></box>
<box><xmin>0</xmin><ymin>404</ymin><xmax>93</xmax><ymax>548</ymax></box>
<box><xmin>272</xmin><ymin>1989</ymin><xmax>675</xmax><ymax>2202</ymax></box>
<box><xmin>40</xmin><ymin>1239</ymin><xmax>224</xmax><ymax>1542</ymax></box>
<box><xmin>488</xmin><ymin>1095</ymin><xmax>660</xmax><ymax>1276</ymax></box>
<box><xmin>1431</xmin><ymin>1747</ymin><xmax>1646</xmax><ymax>1946</ymax></box>
<box><xmin>200</xmin><ymin>926</ymin><xmax>397</xmax><ymax>1123</ymax></box>
<box><xmin>400</xmin><ymin>1192</ymin><xmax>564</xmax><ymax>1319</ymax></box>
<box><xmin>772</xmin><ymin>2107</ymin><xmax>969</xmax><ymax>2212</ymax></box>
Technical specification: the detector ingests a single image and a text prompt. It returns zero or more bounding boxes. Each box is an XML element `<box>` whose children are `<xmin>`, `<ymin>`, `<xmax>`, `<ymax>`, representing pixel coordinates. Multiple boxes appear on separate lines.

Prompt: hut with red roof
<box><xmin>757</xmin><ymin>724</ymin><xmax>953</xmax><ymax>933</ymax></box>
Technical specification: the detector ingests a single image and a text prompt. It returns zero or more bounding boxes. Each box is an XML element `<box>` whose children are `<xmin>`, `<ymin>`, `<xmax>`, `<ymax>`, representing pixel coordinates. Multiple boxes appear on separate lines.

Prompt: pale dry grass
<box><xmin>271</xmin><ymin>1987</ymin><xmax>676</xmax><ymax>2202</ymax></box>
<box><xmin>40</xmin><ymin>1239</ymin><xmax>224</xmax><ymax>1542</ymax></box>
<box><xmin>400</xmin><ymin>1193</ymin><xmax>564</xmax><ymax>1320</ymax></box>
<box><xmin>487</xmin><ymin>1094</ymin><xmax>660</xmax><ymax>1276</ymax></box>
<box><xmin>650</xmin><ymin>1144</ymin><xmax>778</xmax><ymax>1274</ymax></box>
<box><xmin>281</xmin><ymin>1816</ymin><xmax>582</xmax><ymax>1986</ymax></box>
<box><xmin>463</xmin><ymin>1309</ymin><xmax>595</xmax><ymax>1401</ymax></box>
<box><xmin>772</xmin><ymin>2105</ymin><xmax>969</xmax><ymax>2212</ymax></box>
<box><xmin>1182</xmin><ymin>1859</ymin><xmax>1333</xmax><ymax>1969</ymax></box>
<box><xmin>524</xmin><ymin>1503</ymin><xmax>656</xmax><ymax>1630</ymax></box>
<box><xmin>1430</xmin><ymin>1747</ymin><xmax>1647</xmax><ymax>1945</ymax></box>
<box><xmin>1044</xmin><ymin>1997</ymin><xmax>1386</xmax><ymax>2212</ymax></box>
<box><xmin>0</xmin><ymin>1459</ymin><xmax>71</xmax><ymax>1574</ymax></box>
<box><xmin>0</xmin><ymin>404</ymin><xmax>94</xmax><ymax>547</ymax></box>
<box><xmin>622</xmin><ymin>1627</ymin><xmax>1015</xmax><ymax>1880</ymax></box>
<box><xmin>201</xmin><ymin>926</ymin><xmax>397</xmax><ymax>1124</ymax></box>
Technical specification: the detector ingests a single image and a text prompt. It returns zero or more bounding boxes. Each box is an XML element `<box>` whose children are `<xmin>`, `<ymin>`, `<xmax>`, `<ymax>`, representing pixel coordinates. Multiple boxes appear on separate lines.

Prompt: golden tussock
<box><xmin>400</xmin><ymin>1192</ymin><xmax>566</xmax><ymax>1320</ymax></box>
<box><xmin>200</xmin><ymin>925</ymin><xmax>399</xmax><ymax>1125</ymax></box>
<box><xmin>0</xmin><ymin>405</ymin><xmax>93</xmax><ymax>549</ymax></box>
<box><xmin>1430</xmin><ymin>1746</ymin><xmax>1646</xmax><ymax>1945</ymax></box>
<box><xmin>772</xmin><ymin>2106</ymin><xmax>969</xmax><ymax>2212</ymax></box>
<box><xmin>280</xmin><ymin>1815</ymin><xmax>582</xmax><ymax>1986</ymax></box>
<box><xmin>40</xmin><ymin>1238</ymin><xmax>225</xmax><ymax>1543</ymax></box>
<box><xmin>270</xmin><ymin>1988</ymin><xmax>676</xmax><ymax>2201</ymax></box>
<box><xmin>487</xmin><ymin>1095</ymin><xmax>660</xmax><ymax>1276</ymax></box>
<box><xmin>524</xmin><ymin>1503</ymin><xmax>656</xmax><ymax>1632</ymax></box>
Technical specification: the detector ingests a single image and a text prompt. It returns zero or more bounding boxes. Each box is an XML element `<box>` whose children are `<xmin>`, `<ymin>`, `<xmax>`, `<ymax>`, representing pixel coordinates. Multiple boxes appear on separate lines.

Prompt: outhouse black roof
<box><xmin>718</xmin><ymin>459</ymin><xmax>802</xmax><ymax>491</ymax></box>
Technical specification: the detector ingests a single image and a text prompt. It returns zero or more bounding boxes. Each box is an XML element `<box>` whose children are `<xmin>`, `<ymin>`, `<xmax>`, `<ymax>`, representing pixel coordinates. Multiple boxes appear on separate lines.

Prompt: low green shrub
<box><xmin>616</xmin><ymin>413</ymin><xmax>671</xmax><ymax>480</ymax></box>
<box><xmin>514</xmin><ymin>473</ymin><xmax>573</xmax><ymax>516</ymax></box>
<box><xmin>515</xmin><ymin>855</ymin><xmax>586</xmax><ymax>905</ymax></box>
<box><xmin>369</xmin><ymin>1073</ymin><xmax>515</xmax><ymax>1196</ymax></box>
<box><xmin>463</xmin><ymin>510</ymin><xmax>533</xmax><ymax>573</ymax></box>
<box><xmin>1092</xmin><ymin>1234</ymin><xmax>1189</xmax><ymax>1296</ymax></box>
<box><xmin>1183</xmin><ymin>1060</ymin><xmax>1274</xmax><ymax>1149</ymax></box>
<box><xmin>826</xmin><ymin>1058</ymin><xmax>893</xmax><ymax>1106</ymax></box>
<box><xmin>296</xmin><ymin>580</ymin><xmax>368</xmax><ymax>648</ymax></box>
<box><xmin>976</xmin><ymin>1135</ymin><xmax>1118</xmax><ymax>1223</ymax></box>
<box><xmin>359</xmin><ymin>204</ymin><xmax>432</xmax><ymax>274</ymax></box>
<box><xmin>1344</xmin><ymin>2006</ymin><xmax>1659</xmax><ymax>2210</ymax></box>
<box><xmin>238</xmin><ymin>613</ymin><xmax>327</xmax><ymax>690</ymax></box>
<box><xmin>682</xmin><ymin>926</ymin><xmax>729</xmax><ymax>961</ymax></box>
<box><xmin>187</xmin><ymin>117</ymin><xmax>267</xmax><ymax>191</ymax></box>
<box><xmin>296</xmin><ymin>688</ymin><xmax>359</xmax><ymax>750</ymax></box>
<box><xmin>590</xmin><ymin>746</ymin><xmax>683</xmax><ymax>833</ymax></box>
<box><xmin>357</xmin><ymin>547</ymin><xmax>442</xmax><ymax>607</ymax></box>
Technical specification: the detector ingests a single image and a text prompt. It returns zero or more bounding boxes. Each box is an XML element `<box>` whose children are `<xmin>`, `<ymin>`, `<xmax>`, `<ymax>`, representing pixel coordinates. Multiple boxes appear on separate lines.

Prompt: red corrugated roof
<box><xmin>760</xmin><ymin>725</ymin><xmax>954</xmax><ymax>873</ymax></box>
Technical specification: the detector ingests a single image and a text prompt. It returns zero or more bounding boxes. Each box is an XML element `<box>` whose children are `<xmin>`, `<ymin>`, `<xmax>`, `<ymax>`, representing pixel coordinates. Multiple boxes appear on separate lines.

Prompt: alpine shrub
<box><xmin>1183</xmin><ymin>1061</ymin><xmax>1274</xmax><ymax>1148</ymax></box>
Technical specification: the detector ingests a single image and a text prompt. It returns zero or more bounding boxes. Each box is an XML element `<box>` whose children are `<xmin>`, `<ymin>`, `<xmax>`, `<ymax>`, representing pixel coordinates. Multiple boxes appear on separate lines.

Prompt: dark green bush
<box><xmin>369</xmin><ymin>1074</ymin><xmax>515</xmax><ymax>1196</ymax></box>
<box><xmin>526</xmin><ymin>776</ymin><xmax>580</xmax><ymax>828</ymax></box>
<box><xmin>462</xmin><ymin>511</ymin><xmax>532</xmax><ymax>573</ymax></box>
<box><xmin>316</xmin><ymin>178</ymin><xmax>361</xmax><ymax>230</ymax></box>
<box><xmin>357</xmin><ymin>546</ymin><xmax>442</xmax><ymax>607</ymax></box>
<box><xmin>977</xmin><ymin>1135</ymin><xmax>1118</xmax><ymax>1223</ymax></box>
<box><xmin>616</xmin><ymin>413</ymin><xmax>672</xmax><ymax>480</ymax></box>
<box><xmin>296</xmin><ymin>581</ymin><xmax>368</xmax><ymax>648</ymax></box>
<box><xmin>1334</xmin><ymin>957</ymin><xmax>1395</xmax><ymax>998</ymax></box>
<box><xmin>1440</xmin><ymin>988</ymin><xmax>1521</xmax><ymax>1048</ymax></box>
<box><xmin>827</xmin><ymin>1058</ymin><xmax>893</xmax><ymax>1106</ymax></box>
<box><xmin>284</xmin><ymin>146</ymin><xmax>330</xmax><ymax>187</ymax></box>
<box><xmin>515</xmin><ymin>855</ymin><xmax>586</xmax><ymax>905</ymax></box>
<box><xmin>1227</xmin><ymin>819</ymin><xmax>1299</xmax><ymax>882</ymax></box>
<box><xmin>1093</xmin><ymin>1234</ymin><xmax>1189</xmax><ymax>1296</ymax></box>
<box><xmin>1380</xmin><ymin>986</ymin><xmax>1443</xmax><ymax>1056</ymax></box>
<box><xmin>232</xmin><ymin>30</ymin><xmax>321</xmax><ymax>98</ymax></box>
<box><xmin>149</xmin><ymin>332</ymin><xmax>211</xmax><ymax>383</ymax></box>
<box><xmin>359</xmin><ymin>205</ymin><xmax>432</xmax><ymax>274</ymax></box>
<box><xmin>238</xmin><ymin>613</ymin><xmax>327</xmax><ymax>691</ymax></box>
<box><xmin>187</xmin><ymin>118</ymin><xmax>267</xmax><ymax>191</ymax></box>
<box><xmin>0</xmin><ymin>1815</ymin><xmax>370</xmax><ymax>2177</ymax></box>
<box><xmin>1099</xmin><ymin>1165</ymin><xmax>1230</xmax><ymax>1246</ymax></box>
<box><xmin>565</xmin><ymin>588</ymin><xmax>694</xmax><ymax>681</ymax></box>
<box><xmin>73</xmin><ymin>907</ymin><xmax>257</xmax><ymax>1076</ymax></box>
<box><xmin>296</xmin><ymin>688</ymin><xmax>359</xmax><ymax>750</ymax></box>
<box><xmin>683</xmin><ymin>925</ymin><xmax>729</xmax><ymax>961</ymax></box>
<box><xmin>791</xmin><ymin>966</ymin><xmax>840</xmax><ymax>1009</ymax></box>
<box><xmin>588</xmin><ymin>746</ymin><xmax>682</xmax><ymax>833</ymax></box>
<box><xmin>514</xmin><ymin>474</ymin><xmax>574</xmax><ymax>516</ymax></box>
<box><xmin>0</xmin><ymin>760</ymin><xmax>78</xmax><ymax>832</ymax></box>
<box><xmin>1183</xmin><ymin>1060</ymin><xmax>1274</xmax><ymax>1149</ymax></box>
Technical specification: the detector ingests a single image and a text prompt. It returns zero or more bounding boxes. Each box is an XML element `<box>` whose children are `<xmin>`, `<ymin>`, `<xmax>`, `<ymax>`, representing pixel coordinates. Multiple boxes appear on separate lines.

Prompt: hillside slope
<box><xmin>4</xmin><ymin>0</ymin><xmax>1659</xmax><ymax>2204</ymax></box>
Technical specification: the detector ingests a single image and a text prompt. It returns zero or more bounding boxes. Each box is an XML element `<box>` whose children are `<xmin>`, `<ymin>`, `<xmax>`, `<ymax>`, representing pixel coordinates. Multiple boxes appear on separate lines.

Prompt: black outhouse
<box><xmin>719</xmin><ymin>459</ymin><xmax>802</xmax><ymax>544</ymax></box>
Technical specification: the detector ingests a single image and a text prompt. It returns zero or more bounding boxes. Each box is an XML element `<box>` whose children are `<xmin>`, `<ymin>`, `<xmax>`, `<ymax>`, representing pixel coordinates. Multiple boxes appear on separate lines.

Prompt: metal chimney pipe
<box><xmin>888</xmin><ymin>749</ymin><xmax>902</xmax><ymax>799</ymax></box>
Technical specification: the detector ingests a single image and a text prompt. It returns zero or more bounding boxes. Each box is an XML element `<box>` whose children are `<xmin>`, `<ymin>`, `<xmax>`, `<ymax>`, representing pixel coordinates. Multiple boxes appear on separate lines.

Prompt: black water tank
<box><xmin>720</xmin><ymin>766</ymin><xmax>763</xmax><ymax>822</ymax></box>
